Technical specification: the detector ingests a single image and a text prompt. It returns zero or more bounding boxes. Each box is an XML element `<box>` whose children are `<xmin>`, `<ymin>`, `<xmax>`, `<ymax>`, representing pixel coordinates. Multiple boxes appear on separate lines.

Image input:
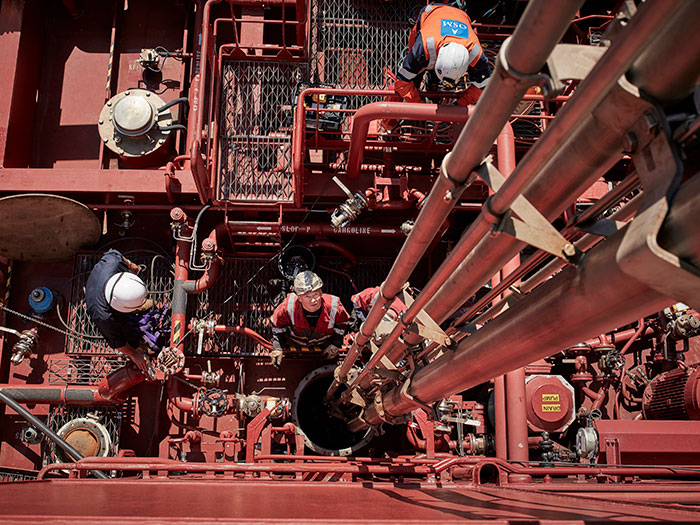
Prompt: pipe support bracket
<box><xmin>475</xmin><ymin>161</ymin><xmax>582</xmax><ymax>264</ymax></box>
<box><xmin>616</xmin><ymin>109</ymin><xmax>700</xmax><ymax>310</ymax></box>
<box><xmin>498</xmin><ymin>37</ymin><xmax>553</xmax><ymax>96</ymax></box>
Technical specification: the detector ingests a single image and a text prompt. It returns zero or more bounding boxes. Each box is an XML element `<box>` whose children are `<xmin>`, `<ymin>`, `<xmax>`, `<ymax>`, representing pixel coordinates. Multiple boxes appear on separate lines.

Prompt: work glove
<box><xmin>457</xmin><ymin>85</ymin><xmax>483</xmax><ymax>107</ymax></box>
<box><xmin>395</xmin><ymin>79</ymin><xmax>422</xmax><ymax>104</ymax></box>
<box><xmin>381</xmin><ymin>118</ymin><xmax>398</xmax><ymax>132</ymax></box>
<box><xmin>323</xmin><ymin>344</ymin><xmax>340</xmax><ymax>360</ymax></box>
<box><xmin>131</xmin><ymin>352</ymin><xmax>156</xmax><ymax>380</ymax></box>
<box><xmin>270</xmin><ymin>349</ymin><xmax>284</xmax><ymax>368</ymax></box>
<box><xmin>134</xmin><ymin>298</ymin><xmax>155</xmax><ymax>313</ymax></box>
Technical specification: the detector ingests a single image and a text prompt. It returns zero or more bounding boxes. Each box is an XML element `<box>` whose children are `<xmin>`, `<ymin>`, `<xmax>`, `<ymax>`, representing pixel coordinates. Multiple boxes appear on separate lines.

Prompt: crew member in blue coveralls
<box><xmin>383</xmin><ymin>3</ymin><xmax>492</xmax><ymax>129</ymax></box>
<box><xmin>85</xmin><ymin>249</ymin><xmax>154</xmax><ymax>375</ymax></box>
<box><xmin>269</xmin><ymin>271</ymin><xmax>349</xmax><ymax>367</ymax></box>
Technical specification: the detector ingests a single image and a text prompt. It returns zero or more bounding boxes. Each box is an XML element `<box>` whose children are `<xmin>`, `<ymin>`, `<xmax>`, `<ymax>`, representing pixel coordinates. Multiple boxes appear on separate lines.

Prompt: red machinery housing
<box><xmin>1</xmin><ymin>0</ymin><xmax>700</xmax><ymax>522</ymax></box>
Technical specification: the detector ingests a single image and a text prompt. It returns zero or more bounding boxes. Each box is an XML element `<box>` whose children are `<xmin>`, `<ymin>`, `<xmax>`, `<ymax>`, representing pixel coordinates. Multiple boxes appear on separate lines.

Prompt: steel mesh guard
<box><xmin>67</xmin><ymin>253</ymin><xmax>174</xmax><ymax>356</ymax></box>
<box><xmin>0</xmin><ymin>469</ymin><xmax>37</xmax><ymax>482</ymax></box>
<box><xmin>188</xmin><ymin>256</ymin><xmax>391</xmax><ymax>355</ymax></box>
<box><xmin>48</xmin><ymin>356</ymin><xmax>126</xmax><ymax>384</ymax></box>
<box><xmin>218</xmin><ymin>61</ymin><xmax>307</xmax><ymax>202</ymax></box>
<box><xmin>309</xmin><ymin>0</ymin><xmax>413</xmax><ymax>90</ymax></box>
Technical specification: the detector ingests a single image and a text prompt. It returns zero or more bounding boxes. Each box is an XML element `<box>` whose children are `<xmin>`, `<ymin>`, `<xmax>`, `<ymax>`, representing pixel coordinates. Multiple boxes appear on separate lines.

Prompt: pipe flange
<box><xmin>98</xmin><ymin>89</ymin><xmax>173</xmax><ymax>158</ymax></box>
<box><xmin>55</xmin><ymin>416</ymin><xmax>112</xmax><ymax>463</ymax></box>
<box><xmin>155</xmin><ymin>347</ymin><xmax>185</xmax><ymax>376</ymax></box>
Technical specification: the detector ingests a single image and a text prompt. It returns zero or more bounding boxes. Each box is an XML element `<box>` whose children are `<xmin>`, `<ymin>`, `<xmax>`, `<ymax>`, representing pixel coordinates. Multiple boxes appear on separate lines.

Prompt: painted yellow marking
<box><xmin>541</xmin><ymin>404</ymin><xmax>561</xmax><ymax>412</ymax></box>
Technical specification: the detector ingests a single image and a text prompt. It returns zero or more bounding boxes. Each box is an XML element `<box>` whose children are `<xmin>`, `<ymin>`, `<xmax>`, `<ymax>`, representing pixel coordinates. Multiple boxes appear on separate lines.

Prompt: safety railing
<box><xmin>193</xmin><ymin>0</ymin><xmax>535</xmax><ymax>206</ymax></box>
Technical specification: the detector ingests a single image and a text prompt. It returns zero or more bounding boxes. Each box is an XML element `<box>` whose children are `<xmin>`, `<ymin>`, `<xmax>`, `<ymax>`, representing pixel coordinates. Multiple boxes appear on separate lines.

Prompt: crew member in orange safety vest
<box><xmin>384</xmin><ymin>4</ymin><xmax>492</xmax><ymax>129</ymax></box>
<box><xmin>270</xmin><ymin>271</ymin><xmax>349</xmax><ymax>367</ymax></box>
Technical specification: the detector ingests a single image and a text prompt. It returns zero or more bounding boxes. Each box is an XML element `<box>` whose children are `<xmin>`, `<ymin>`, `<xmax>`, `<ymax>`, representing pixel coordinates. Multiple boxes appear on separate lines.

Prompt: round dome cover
<box><xmin>0</xmin><ymin>194</ymin><xmax>101</xmax><ymax>261</ymax></box>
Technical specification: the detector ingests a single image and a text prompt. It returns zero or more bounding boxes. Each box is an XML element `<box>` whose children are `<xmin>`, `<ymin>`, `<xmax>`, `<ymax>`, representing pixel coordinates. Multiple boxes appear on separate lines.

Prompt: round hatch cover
<box><xmin>0</xmin><ymin>194</ymin><xmax>101</xmax><ymax>261</ymax></box>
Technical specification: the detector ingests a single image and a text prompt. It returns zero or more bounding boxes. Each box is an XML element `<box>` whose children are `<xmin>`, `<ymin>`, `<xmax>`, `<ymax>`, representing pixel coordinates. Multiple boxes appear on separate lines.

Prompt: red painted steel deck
<box><xmin>1</xmin><ymin>480</ymin><xmax>700</xmax><ymax>523</ymax></box>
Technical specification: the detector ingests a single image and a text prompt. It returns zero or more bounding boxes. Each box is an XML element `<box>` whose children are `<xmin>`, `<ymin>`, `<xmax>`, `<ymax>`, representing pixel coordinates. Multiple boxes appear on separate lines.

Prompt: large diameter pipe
<box><xmin>0</xmin><ymin>390</ymin><xmax>109</xmax><ymax>479</ymax></box>
<box><xmin>331</xmin><ymin>0</ymin><xmax>583</xmax><ymax>398</ymax></box>
<box><xmin>421</xmin><ymin>80</ymin><xmax>657</xmax><ymax>326</ymax></box>
<box><xmin>627</xmin><ymin>1</ymin><xmax>700</xmax><ymax>102</ymax></box>
<box><xmin>424</xmin><ymin>0</ymin><xmax>699</xmax><ymax>326</ymax></box>
<box><xmin>354</xmin><ymin>173</ymin><xmax>700</xmax><ymax>427</ymax></box>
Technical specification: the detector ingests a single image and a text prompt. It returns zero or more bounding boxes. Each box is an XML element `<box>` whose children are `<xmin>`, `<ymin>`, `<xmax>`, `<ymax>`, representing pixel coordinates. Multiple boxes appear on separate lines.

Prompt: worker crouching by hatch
<box><xmin>383</xmin><ymin>4</ymin><xmax>492</xmax><ymax>130</ymax></box>
<box><xmin>85</xmin><ymin>249</ymin><xmax>155</xmax><ymax>376</ymax></box>
<box><xmin>269</xmin><ymin>271</ymin><xmax>349</xmax><ymax>367</ymax></box>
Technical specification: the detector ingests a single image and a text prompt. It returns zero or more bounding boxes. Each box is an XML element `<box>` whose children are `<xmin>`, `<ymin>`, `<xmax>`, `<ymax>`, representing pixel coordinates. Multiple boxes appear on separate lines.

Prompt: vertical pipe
<box><xmin>494</xmin><ymin>375</ymin><xmax>507</xmax><ymax>460</ymax></box>
<box><xmin>505</xmin><ymin>368</ymin><xmax>530</xmax><ymax>482</ymax></box>
<box><xmin>170</xmin><ymin>213</ymin><xmax>192</xmax><ymax>355</ymax></box>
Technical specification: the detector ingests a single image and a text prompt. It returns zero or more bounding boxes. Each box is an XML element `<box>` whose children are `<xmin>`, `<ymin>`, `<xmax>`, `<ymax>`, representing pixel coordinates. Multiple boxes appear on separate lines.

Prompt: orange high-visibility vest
<box><xmin>412</xmin><ymin>5</ymin><xmax>483</xmax><ymax>70</ymax></box>
<box><xmin>271</xmin><ymin>293</ymin><xmax>348</xmax><ymax>345</ymax></box>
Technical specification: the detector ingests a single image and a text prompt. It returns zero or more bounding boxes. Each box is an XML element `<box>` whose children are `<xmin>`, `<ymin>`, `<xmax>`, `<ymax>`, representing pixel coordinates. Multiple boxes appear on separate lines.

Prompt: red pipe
<box><xmin>184</xmin><ymin>257</ymin><xmax>221</xmax><ymax>294</ymax></box>
<box><xmin>186</xmin><ymin>0</ymin><xmax>222</xmax><ymax>203</ymax></box>
<box><xmin>0</xmin><ymin>385</ymin><xmax>110</xmax><ymax>405</ymax></box>
<box><xmin>292</xmin><ymin>88</ymin><xmax>394</xmax><ymax>206</ymax></box>
<box><xmin>346</xmin><ymin>102</ymin><xmax>471</xmax><ymax>179</ymax></box>
<box><xmin>167</xmin><ymin>377</ymin><xmax>194</xmax><ymax>413</ymax></box>
<box><xmin>170</xmin><ymin>209</ymin><xmax>192</xmax><ymax>355</ymax></box>
<box><xmin>505</xmin><ymin>368</ymin><xmax>530</xmax><ymax>482</ymax></box>
<box><xmin>494</xmin><ymin>376</ymin><xmax>507</xmax><ymax>460</ymax></box>
<box><xmin>213</xmin><ymin>325</ymin><xmax>273</xmax><ymax>350</ymax></box>
<box><xmin>97</xmin><ymin>365</ymin><xmax>147</xmax><ymax>404</ymax></box>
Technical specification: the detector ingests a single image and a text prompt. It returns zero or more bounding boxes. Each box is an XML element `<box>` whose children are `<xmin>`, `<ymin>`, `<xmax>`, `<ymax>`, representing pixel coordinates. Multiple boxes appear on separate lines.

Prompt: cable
<box><xmin>95</xmin><ymin>237</ymin><xmax>171</xmax><ymax>258</ymax></box>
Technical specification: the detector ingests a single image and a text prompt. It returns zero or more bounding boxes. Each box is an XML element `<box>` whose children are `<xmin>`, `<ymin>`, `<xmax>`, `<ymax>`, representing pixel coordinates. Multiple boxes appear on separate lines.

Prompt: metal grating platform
<box><xmin>67</xmin><ymin>253</ymin><xmax>174</xmax><ymax>356</ymax></box>
<box><xmin>217</xmin><ymin>61</ymin><xmax>307</xmax><ymax>202</ymax></box>
<box><xmin>48</xmin><ymin>356</ymin><xmax>126</xmax><ymax>384</ymax></box>
<box><xmin>188</xmin><ymin>256</ymin><xmax>392</xmax><ymax>355</ymax></box>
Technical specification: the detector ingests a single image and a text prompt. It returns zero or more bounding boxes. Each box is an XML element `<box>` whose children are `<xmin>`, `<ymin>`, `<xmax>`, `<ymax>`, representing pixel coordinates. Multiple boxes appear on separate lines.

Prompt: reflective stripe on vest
<box><xmin>328</xmin><ymin>296</ymin><xmax>338</xmax><ymax>330</ymax></box>
<box><xmin>287</xmin><ymin>294</ymin><xmax>296</xmax><ymax>323</ymax></box>
<box><xmin>426</xmin><ymin>37</ymin><xmax>437</xmax><ymax>69</ymax></box>
<box><xmin>398</xmin><ymin>66</ymin><xmax>419</xmax><ymax>80</ymax></box>
<box><xmin>468</xmin><ymin>42</ymin><xmax>482</xmax><ymax>66</ymax></box>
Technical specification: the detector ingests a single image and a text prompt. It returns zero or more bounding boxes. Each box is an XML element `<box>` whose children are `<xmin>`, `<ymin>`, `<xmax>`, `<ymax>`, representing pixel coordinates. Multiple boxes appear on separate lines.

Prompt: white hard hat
<box><xmin>293</xmin><ymin>271</ymin><xmax>323</xmax><ymax>295</ymax></box>
<box><xmin>104</xmin><ymin>272</ymin><xmax>147</xmax><ymax>313</ymax></box>
<box><xmin>435</xmin><ymin>42</ymin><xmax>469</xmax><ymax>84</ymax></box>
